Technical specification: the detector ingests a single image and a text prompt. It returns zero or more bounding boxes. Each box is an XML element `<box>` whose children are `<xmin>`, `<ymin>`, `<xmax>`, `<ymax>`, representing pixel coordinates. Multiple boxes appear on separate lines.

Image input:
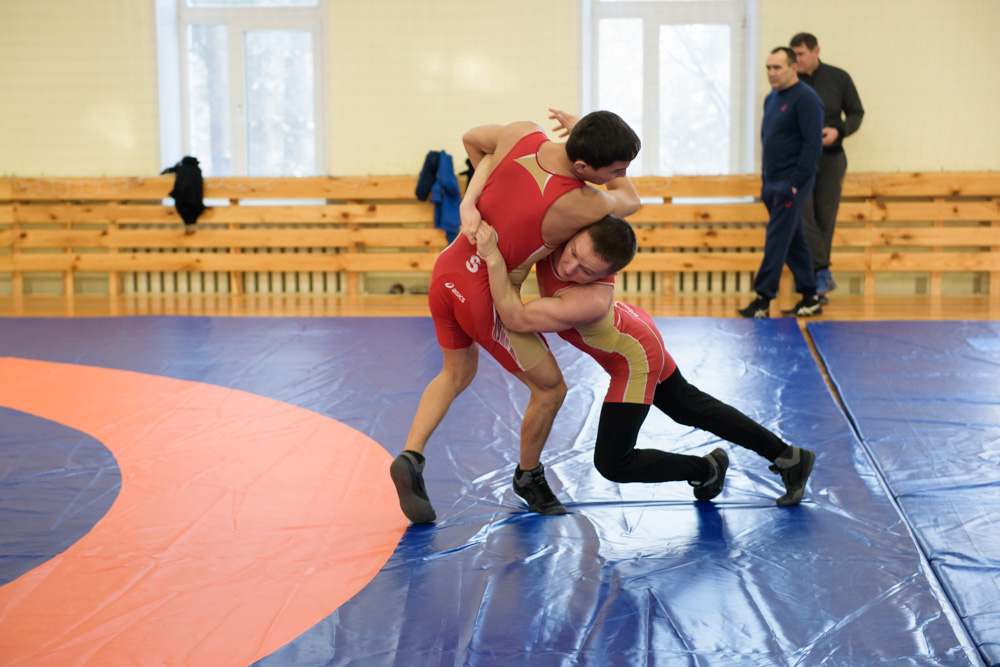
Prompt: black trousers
<box><xmin>802</xmin><ymin>150</ymin><xmax>848</xmax><ymax>272</ymax></box>
<box><xmin>593</xmin><ymin>369</ymin><xmax>788</xmax><ymax>484</ymax></box>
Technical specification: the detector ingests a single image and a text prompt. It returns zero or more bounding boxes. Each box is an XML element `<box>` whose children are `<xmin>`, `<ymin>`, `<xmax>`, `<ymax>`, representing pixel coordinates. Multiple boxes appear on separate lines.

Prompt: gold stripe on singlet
<box><xmin>577</xmin><ymin>306</ymin><xmax>652</xmax><ymax>404</ymax></box>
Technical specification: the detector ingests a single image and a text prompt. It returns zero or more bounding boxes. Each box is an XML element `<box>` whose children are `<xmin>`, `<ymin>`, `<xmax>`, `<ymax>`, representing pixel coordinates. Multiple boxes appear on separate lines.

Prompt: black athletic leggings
<box><xmin>592</xmin><ymin>369</ymin><xmax>788</xmax><ymax>484</ymax></box>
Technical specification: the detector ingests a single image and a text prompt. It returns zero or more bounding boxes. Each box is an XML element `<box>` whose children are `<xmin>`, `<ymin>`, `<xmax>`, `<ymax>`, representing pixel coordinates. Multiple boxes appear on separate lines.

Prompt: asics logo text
<box><xmin>444</xmin><ymin>282</ymin><xmax>466</xmax><ymax>302</ymax></box>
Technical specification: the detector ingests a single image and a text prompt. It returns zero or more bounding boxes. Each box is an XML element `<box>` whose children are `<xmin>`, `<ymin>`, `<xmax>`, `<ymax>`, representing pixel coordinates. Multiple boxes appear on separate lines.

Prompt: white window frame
<box><xmin>156</xmin><ymin>0</ymin><xmax>329</xmax><ymax>176</ymax></box>
<box><xmin>584</xmin><ymin>0</ymin><xmax>756</xmax><ymax>176</ymax></box>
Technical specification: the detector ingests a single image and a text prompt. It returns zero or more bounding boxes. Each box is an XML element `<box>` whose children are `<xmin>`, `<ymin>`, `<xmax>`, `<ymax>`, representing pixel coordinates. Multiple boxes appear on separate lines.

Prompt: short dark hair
<box><xmin>565</xmin><ymin>111</ymin><xmax>641</xmax><ymax>169</ymax></box>
<box><xmin>790</xmin><ymin>32</ymin><xmax>818</xmax><ymax>50</ymax></box>
<box><xmin>770</xmin><ymin>46</ymin><xmax>797</xmax><ymax>66</ymax></box>
<box><xmin>586</xmin><ymin>214</ymin><xmax>637</xmax><ymax>275</ymax></box>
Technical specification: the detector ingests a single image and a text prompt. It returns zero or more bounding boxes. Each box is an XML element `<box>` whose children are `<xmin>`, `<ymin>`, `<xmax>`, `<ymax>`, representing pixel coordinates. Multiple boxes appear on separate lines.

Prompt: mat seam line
<box><xmin>802</xmin><ymin>323</ymin><xmax>985</xmax><ymax>667</ymax></box>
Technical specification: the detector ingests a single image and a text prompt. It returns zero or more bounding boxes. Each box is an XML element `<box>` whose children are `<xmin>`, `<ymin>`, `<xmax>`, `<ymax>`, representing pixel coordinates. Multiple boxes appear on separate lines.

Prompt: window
<box><xmin>156</xmin><ymin>0</ymin><xmax>327</xmax><ymax>176</ymax></box>
<box><xmin>586</xmin><ymin>0</ymin><xmax>753</xmax><ymax>176</ymax></box>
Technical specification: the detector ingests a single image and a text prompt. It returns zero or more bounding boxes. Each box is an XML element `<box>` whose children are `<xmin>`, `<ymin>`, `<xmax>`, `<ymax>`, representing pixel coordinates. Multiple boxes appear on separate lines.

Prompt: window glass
<box><xmin>591</xmin><ymin>0</ymin><xmax>749</xmax><ymax>175</ymax></box>
<box><xmin>187</xmin><ymin>23</ymin><xmax>231</xmax><ymax>176</ymax></box>
<box><xmin>159</xmin><ymin>0</ymin><xmax>324</xmax><ymax>176</ymax></box>
<box><xmin>245</xmin><ymin>30</ymin><xmax>315</xmax><ymax>176</ymax></box>
<box><xmin>598</xmin><ymin>18</ymin><xmax>645</xmax><ymax>174</ymax></box>
<box><xmin>659</xmin><ymin>24</ymin><xmax>731</xmax><ymax>175</ymax></box>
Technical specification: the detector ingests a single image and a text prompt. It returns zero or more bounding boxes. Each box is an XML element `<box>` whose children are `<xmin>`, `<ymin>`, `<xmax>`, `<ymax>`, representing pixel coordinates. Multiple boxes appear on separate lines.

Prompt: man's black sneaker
<box><xmin>781</xmin><ymin>295</ymin><xmax>823</xmax><ymax>317</ymax></box>
<box><xmin>513</xmin><ymin>463</ymin><xmax>567</xmax><ymax>515</ymax></box>
<box><xmin>737</xmin><ymin>296</ymin><xmax>770</xmax><ymax>319</ymax></box>
<box><xmin>769</xmin><ymin>446</ymin><xmax>816</xmax><ymax>506</ymax></box>
<box><xmin>689</xmin><ymin>448</ymin><xmax>729</xmax><ymax>501</ymax></box>
<box><xmin>389</xmin><ymin>451</ymin><xmax>437</xmax><ymax>523</ymax></box>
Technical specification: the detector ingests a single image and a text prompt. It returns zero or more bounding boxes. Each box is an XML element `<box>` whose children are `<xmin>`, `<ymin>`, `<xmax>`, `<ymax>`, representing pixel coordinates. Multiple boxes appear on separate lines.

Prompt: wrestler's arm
<box><xmin>460</xmin><ymin>153</ymin><xmax>494</xmax><ymax>243</ymax></box>
<box><xmin>462</xmin><ymin>124</ymin><xmax>503</xmax><ymax>169</ymax></box>
<box><xmin>552</xmin><ymin>184</ymin><xmax>641</xmax><ymax>241</ymax></box>
<box><xmin>604</xmin><ymin>176</ymin><xmax>641</xmax><ymax>217</ymax></box>
<box><xmin>562</xmin><ymin>180</ymin><xmax>641</xmax><ymax>222</ymax></box>
<box><xmin>476</xmin><ymin>222</ymin><xmax>611</xmax><ymax>333</ymax></box>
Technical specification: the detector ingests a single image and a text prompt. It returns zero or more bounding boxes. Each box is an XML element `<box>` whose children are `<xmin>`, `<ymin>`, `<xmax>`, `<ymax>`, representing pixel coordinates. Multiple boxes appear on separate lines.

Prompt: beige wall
<box><xmin>0</xmin><ymin>1</ymin><xmax>160</xmax><ymax>177</ymax></box>
<box><xmin>327</xmin><ymin>1</ymin><xmax>580</xmax><ymax>175</ymax></box>
<box><xmin>0</xmin><ymin>0</ymin><xmax>997</xmax><ymax>177</ymax></box>
<box><xmin>760</xmin><ymin>0</ymin><xmax>1000</xmax><ymax>172</ymax></box>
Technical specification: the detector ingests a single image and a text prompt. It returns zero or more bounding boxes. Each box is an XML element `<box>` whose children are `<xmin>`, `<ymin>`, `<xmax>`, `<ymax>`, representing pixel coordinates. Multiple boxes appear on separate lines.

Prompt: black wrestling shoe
<box><xmin>738</xmin><ymin>296</ymin><xmax>770</xmax><ymax>319</ymax></box>
<box><xmin>690</xmin><ymin>448</ymin><xmax>729</xmax><ymax>501</ymax></box>
<box><xmin>780</xmin><ymin>294</ymin><xmax>823</xmax><ymax>317</ymax></box>
<box><xmin>513</xmin><ymin>463</ymin><xmax>567</xmax><ymax>515</ymax></box>
<box><xmin>769</xmin><ymin>446</ymin><xmax>816</xmax><ymax>506</ymax></box>
<box><xmin>389</xmin><ymin>451</ymin><xmax>437</xmax><ymax>523</ymax></box>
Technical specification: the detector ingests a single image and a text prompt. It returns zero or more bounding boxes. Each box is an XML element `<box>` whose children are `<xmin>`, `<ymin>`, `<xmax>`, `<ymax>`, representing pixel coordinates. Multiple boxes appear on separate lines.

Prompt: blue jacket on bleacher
<box><xmin>416</xmin><ymin>150</ymin><xmax>460</xmax><ymax>243</ymax></box>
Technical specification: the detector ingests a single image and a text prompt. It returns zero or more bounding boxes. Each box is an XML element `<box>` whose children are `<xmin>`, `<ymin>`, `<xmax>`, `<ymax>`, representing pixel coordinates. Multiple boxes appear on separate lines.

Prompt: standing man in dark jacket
<box><xmin>739</xmin><ymin>47</ymin><xmax>824</xmax><ymax>319</ymax></box>
<box><xmin>790</xmin><ymin>32</ymin><xmax>865</xmax><ymax>302</ymax></box>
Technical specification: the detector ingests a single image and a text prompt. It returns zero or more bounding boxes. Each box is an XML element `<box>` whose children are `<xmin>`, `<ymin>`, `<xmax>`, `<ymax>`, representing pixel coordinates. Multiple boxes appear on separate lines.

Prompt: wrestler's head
<box><xmin>566</xmin><ymin>111</ymin><xmax>640</xmax><ymax>184</ymax></box>
<box><xmin>554</xmin><ymin>215</ymin><xmax>637</xmax><ymax>284</ymax></box>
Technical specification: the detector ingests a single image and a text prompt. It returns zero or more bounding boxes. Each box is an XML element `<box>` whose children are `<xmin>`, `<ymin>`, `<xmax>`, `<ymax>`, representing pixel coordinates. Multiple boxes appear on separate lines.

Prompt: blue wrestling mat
<box><xmin>0</xmin><ymin>316</ymin><xmax>984</xmax><ymax>665</ymax></box>
<box><xmin>810</xmin><ymin>320</ymin><xmax>1000</xmax><ymax>667</ymax></box>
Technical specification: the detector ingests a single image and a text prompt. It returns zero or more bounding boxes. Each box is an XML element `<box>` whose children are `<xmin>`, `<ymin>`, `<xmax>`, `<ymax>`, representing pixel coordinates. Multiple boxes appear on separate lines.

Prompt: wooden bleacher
<box><xmin>1</xmin><ymin>173</ymin><xmax>998</xmax><ymax>300</ymax></box>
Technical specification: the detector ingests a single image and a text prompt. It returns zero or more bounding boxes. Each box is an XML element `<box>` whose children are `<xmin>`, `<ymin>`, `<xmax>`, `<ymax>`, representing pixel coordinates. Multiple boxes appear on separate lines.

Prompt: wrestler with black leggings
<box><xmin>476</xmin><ymin>217</ymin><xmax>816</xmax><ymax>506</ymax></box>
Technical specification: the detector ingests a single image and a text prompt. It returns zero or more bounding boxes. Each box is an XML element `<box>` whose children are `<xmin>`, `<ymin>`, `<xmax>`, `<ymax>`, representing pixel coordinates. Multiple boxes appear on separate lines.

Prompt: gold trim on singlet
<box><xmin>509</xmin><ymin>245</ymin><xmax>554</xmax><ymax>287</ymax></box>
<box><xmin>492</xmin><ymin>310</ymin><xmax>549</xmax><ymax>372</ymax></box>
<box><xmin>576</xmin><ymin>305</ymin><xmax>651</xmax><ymax>404</ymax></box>
<box><xmin>514</xmin><ymin>154</ymin><xmax>553</xmax><ymax>195</ymax></box>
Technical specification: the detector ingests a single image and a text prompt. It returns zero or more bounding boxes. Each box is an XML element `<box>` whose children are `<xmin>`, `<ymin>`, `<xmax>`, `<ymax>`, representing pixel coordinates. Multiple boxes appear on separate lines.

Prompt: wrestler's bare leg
<box><xmin>404</xmin><ymin>344</ymin><xmax>479</xmax><ymax>455</ymax></box>
<box><xmin>511</xmin><ymin>352</ymin><xmax>568</xmax><ymax>515</ymax></box>
<box><xmin>513</xmin><ymin>352</ymin><xmax>567</xmax><ymax>470</ymax></box>
<box><xmin>392</xmin><ymin>345</ymin><xmax>478</xmax><ymax>523</ymax></box>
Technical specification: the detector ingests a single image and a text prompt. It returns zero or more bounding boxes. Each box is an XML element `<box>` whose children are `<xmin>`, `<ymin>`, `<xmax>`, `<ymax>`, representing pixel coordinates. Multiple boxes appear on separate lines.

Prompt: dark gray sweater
<box><xmin>798</xmin><ymin>61</ymin><xmax>864</xmax><ymax>153</ymax></box>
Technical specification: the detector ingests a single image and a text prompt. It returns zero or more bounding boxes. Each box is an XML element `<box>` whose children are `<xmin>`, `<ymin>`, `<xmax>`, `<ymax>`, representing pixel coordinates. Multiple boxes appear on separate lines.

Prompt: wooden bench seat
<box><xmin>2</xmin><ymin>172</ymin><xmax>998</xmax><ymax>300</ymax></box>
<box><xmin>627</xmin><ymin>172</ymin><xmax>1000</xmax><ymax>299</ymax></box>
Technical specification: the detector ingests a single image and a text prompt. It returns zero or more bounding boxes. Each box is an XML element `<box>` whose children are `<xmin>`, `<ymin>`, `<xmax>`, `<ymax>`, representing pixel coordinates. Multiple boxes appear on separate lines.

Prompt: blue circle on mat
<box><xmin>0</xmin><ymin>407</ymin><xmax>121</xmax><ymax>585</ymax></box>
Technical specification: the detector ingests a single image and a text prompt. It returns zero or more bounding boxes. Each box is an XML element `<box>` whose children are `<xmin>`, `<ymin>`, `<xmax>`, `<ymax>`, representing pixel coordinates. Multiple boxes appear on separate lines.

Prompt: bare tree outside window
<box><xmin>659</xmin><ymin>24</ymin><xmax>731</xmax><ymax>175</ymax></box>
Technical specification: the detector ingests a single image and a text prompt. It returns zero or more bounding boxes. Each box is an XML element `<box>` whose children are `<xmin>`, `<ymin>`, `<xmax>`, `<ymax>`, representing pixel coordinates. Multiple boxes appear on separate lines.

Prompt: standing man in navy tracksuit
<box><xmin>739</xmin><ymin>47</ymin><xmax>824</xmax><ymax>319</ymax></box>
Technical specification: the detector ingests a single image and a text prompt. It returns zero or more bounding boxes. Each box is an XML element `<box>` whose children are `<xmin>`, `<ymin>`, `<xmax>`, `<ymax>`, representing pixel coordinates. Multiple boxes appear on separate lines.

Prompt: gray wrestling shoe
<box><xmin>690</xmin><ymin>448</ymin><xmax>729</xmax><ymax>501</ymax></box>
<box><xmin>513</xmin><ymin>463</ymin><xmax>567</xmax><ymax>516</ymax></box>
<box><xmin>390</xmin><ymin>451</ymin><xmax>437</xmax><ymax>523</ymax></box>
<box><xmin>770</xmin><ymin>446</ymin><xmax>816</xmax><ymax>506</ymax></box>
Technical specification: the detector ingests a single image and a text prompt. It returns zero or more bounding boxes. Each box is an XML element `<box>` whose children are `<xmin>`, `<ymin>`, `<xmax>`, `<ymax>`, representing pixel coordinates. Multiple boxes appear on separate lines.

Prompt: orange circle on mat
<box><xmin>0</xmin><ymin>357</ymin><xmax>407</xmax><ymax>666</ymax></box>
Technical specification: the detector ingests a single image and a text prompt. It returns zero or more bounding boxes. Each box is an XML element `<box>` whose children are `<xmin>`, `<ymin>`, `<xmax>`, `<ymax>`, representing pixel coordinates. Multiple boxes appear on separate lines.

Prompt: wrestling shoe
<box><xmin>690</xmin><ymin>448</ymin><xmax>729</xmax><ymax>501</ymax></box>
<box><xmin>737</xmin><ymin>296</ymin><xmax>770</xmax><ymax>319</ymax></box>
<box><xmin>781</xmin><ymin>294</ymin><xmax>823</xmax><ymax>317</ymax></box>
<box><xmin>769</xmin><ymin>446</ymin><xmax>816</xmax><ymax>506</ymax></box>
<box><xmin>513</xmin><ymin>463</ymin><xmax>567</xmax><ymax>515</ymax></box>
<box><xmin>389</xmin><ymin>451</ymin><xmax>437</xmax><ymax>523</ymax></box>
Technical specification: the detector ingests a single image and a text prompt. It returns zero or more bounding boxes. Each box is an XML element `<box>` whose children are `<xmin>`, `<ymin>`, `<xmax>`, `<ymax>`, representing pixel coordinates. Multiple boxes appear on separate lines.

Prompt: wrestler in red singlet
<box><xmin>535</xmin><ymin>254</ymin><xmax>678</xmax><ymax>405</ymax></box>
<box><xmin>429</xmin><ymin>132</ymin><xmax>586</xmax><ymax>373</ymax></box>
